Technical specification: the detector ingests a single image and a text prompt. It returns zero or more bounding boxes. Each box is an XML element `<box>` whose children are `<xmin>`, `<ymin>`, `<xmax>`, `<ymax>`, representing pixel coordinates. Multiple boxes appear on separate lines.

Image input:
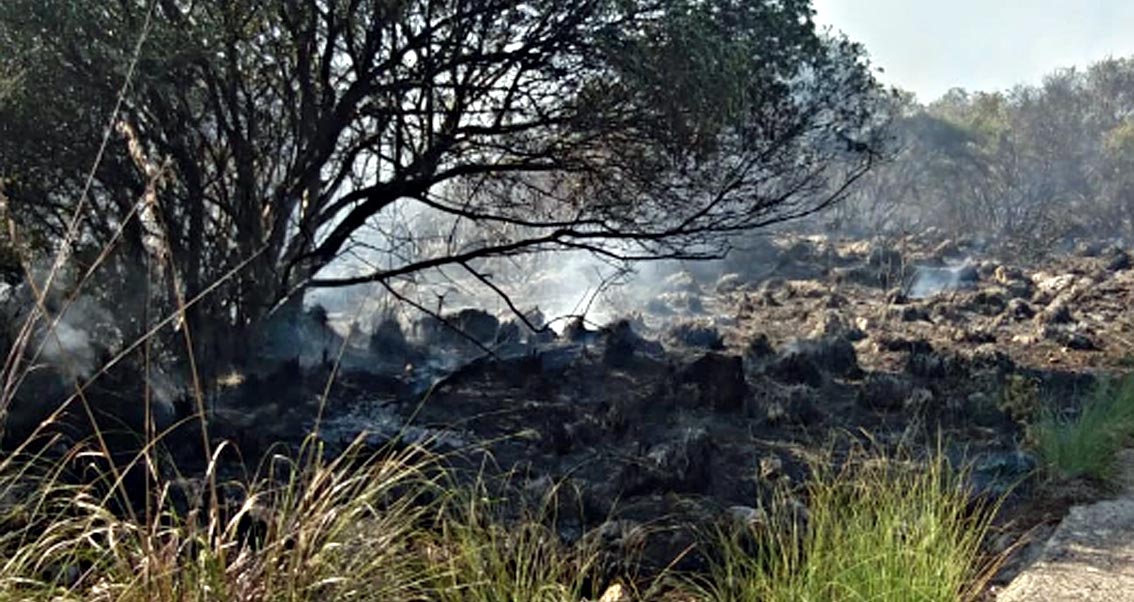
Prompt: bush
<box><xmin>0</xmin><ymin>438</ymin><xmax>440</xmax><ymax>601</ymax></box>
<box><xmin>1032</xmin><ymin>376</ymin><xmax>1134</xmax><ymax>482</ymax></box>
<box><xmin>422</xmin><ymin>476</ymin><xmax>603</xmax><ymax>602</ymax></box>
<box><xmin>688</xmin><ymin>448</ymin><xmax>997</xmax><ymax>602</ymax></box>
<box><xmin>0</xmin><ymin>437</ymin><xmax>631</xmax><ymax>602</ymax></box>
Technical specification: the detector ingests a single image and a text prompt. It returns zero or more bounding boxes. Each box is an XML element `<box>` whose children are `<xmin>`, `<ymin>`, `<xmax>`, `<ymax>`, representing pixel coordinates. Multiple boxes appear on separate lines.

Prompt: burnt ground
<box><xmin>201</xmin><ymin>232</ymin><xmax>1134</xmax><ymax>592</ymax></box>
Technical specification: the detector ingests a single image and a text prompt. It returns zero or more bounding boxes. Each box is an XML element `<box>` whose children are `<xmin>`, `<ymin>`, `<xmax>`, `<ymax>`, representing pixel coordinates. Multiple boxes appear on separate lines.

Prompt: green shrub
<box><xmin>1032</xmin><ymin>376</ymin><xmax>1134</xmax><ymax>482</ymax></box>
<box><xmin>422</xmin><ymin>479</ymin><xmax>602</xmax><ymax>602</ymax></box>
<box><xmin>689</xmin><ymin>449</ymin><xmax>997</xmax><ymax>602</ymax></box>
<box><xmin>998</xmin><ymin>374</ymin><xmax>1043</xmax><ymax>426</ymax></box>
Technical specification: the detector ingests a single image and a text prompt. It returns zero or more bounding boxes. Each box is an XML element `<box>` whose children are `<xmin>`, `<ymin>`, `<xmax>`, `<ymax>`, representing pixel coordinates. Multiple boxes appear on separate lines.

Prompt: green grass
<box><xmin>422</xmin><ymin>476</ymin><xmax>602</xmax><ymax>602</ymax></box>
<box><xmin>0</xmin><ymin>434</ymin><xmax>1008</xmax><ymax>602</ymax></box>
<box><xmin>1032</xmin><ymin>375</ymin><xmax>1134</xmax><ymax>482</ymax></box>
<box><xmin>688</xmin><ymin>449</ymin><xmax>997</xmax><ymax>602</ymax></box>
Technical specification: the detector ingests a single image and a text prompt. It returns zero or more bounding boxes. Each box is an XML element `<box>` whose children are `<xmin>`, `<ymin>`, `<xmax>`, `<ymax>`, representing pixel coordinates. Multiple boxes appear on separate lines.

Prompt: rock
<box><xmin>725</xmin><ymin>505</ymin><xmax>767</xmax><ymax>530</ymax></box>
<box><xmin>563</xmin><ymin>317</ymin><xmax>599</xmax><ymax>344</ymax></box>
<box><xmin>904</xmin><ymin>387</ymin><xmax>936</xmax><ymax>412</ymax></box>
<box><xmin>495</xmin><ymin>320</ymin><xmax>521</xmax><ymax>344</ymax></box>
<box><xmin>762</xmin><ymin>384</ymin><xmax>822</xmax><ymax>426</ymax></box>
<box><xmin>907</xmin><ymin>350</ymin><xmax>966</xmax><ymax>379</ymax></box>
<box><xmin>857</xmin><ymin>373</ymin><xmax>914</xmax><ymax>411</ymax></box>
<box><xmin>907</xmin><ymin>263</ymin><xmax>979</xmax><ymax>297</ymax></box>
<box><xmin>667</xmin><ymin>321</ymin><xmax>725</xmax><ymax>350</ymax></box>
<box><xmin>598</xmin><ymin>583</ymin><xmax>630</xmax><ymax>602</ymax></box>
<box><xmin>1032</xmin><ymin>273</ymin><xmax>1076</xmax><ymax>298</ymax></box>
<box><xmin>1107</xmin><ymin>249</ymin><xmax>1133</xmax><ymax>272</ymax></box>
<box><xmin>767</xmin><ymin>349</ymin><xmax>822</xmax><ymax>386</ymax></box>
<box><xmin>602</xmin><ymin>319</ymin><xmax>663</xmax><ymax>367</ymax></box>
<box><xmin>1040</xmin><ymin>325</ymin><xmax>1099</xmax><ymax>351</ymax></box>
<box><xmin>867</xmin><ymin>244</ymin><xmax>902</xmax><ymax>268</ymax></box>
<box><xmin>417</xmin><ymin>308</ymin><xmax>499</xmax><ymax>347</ymax></box>
<box><xmin>663</xmin><ymin>271</ymin><xmax>701</xmax><ymax>294</ymax></box>
<box><xmin>932</xmin><ymin>239</ymin><xmax>961</xmax><ymax>260</ymax></box>
<box><xmin>743</xmin><ymin>334</ymin><xmax>775</xmax><ymax>369</ymax></box>
<box><xmin>652</xmin><ymin>291</ymin><xmax>704</xmax><ymax>315</ymax></box>
<box><xmin>809</xmin><ymin>310</ymin><xmax>864</xmax><ymax>341</ymax></box>
<box><xmin>759</xmin><ymin>454</ymin><xmax>785</xmax><ymax>481</ymax></box>
<box><xmin>715</xmin><ymin>273</ymin><xmax>744</xmax><ymax>294</ymax></box>
<box><xmin>767</xmin><ymin>336</ymin><xmax>860</xmax><ymax>384</ymax></box>
<box><xmin>891</xmin><ymin>304</ymin><xmax>931</xmax><ymax>322</ymax></box>
<box><xmin>370</xmin><ymin>316</ymin><xmax>409</xmax><ymax>360</ymax></box>
<box><xmin>1006</xmin><ymin>299</ymin><xmax>1036</xmax><ymax>320</ymax></box>
<box><xmin>619</xmin><ymin>428</ymin><xmax>713</xmax><ymax>495</ymax></box>
<box><xmin>970</xmin><ymin>451</ymin><xmax>1037</xmax><ymax>501</ymax></box>
<box><xmin>961</xmin><ymin>289</ymin><xmax>1008</xmax><ymax>316</ymax></box>
<box><xmin>1035</xmin><ymin>298</ymin><xmax>1073</xmax><ymax>325</ymax></box>
<box><xmin>676</xmin><ymin>352</ymin><xmax>748</xmax><ymax>412</ymax></box>
<box><xmin>874</xmin><ymin>335</ymin><xmax>934</xmax><ymax>355</ymax></box>
<box><xmin>997</xmin><ymin>496</ymin><xmax>1134</xmax><ymax>601</ymax></box>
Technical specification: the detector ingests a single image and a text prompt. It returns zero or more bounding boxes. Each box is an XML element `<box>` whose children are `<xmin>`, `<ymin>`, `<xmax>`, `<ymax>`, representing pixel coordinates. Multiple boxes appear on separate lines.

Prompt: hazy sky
<box><xmin>813</xmin><ymin>0</ymin><xmax>1134</xmax><ymax>102</ymax></box>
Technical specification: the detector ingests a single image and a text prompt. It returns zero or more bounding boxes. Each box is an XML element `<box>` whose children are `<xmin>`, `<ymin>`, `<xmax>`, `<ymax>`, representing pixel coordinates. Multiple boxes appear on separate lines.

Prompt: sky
<box><xmin>812</xmin><ymin>0</ymin><xmax>1134</xmax><ymax>103</ymax></box>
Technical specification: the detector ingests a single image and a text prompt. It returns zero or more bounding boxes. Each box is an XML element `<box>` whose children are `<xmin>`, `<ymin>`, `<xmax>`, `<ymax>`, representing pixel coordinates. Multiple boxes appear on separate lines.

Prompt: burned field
<box><xmin>188</xmin><ymin>232</ymin><xmax>1134</xmax><ymax>586</ymax></box>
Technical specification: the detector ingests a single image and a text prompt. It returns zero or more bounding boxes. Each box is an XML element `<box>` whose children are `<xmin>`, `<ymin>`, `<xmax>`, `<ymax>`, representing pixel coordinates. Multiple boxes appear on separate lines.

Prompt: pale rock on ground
<box><xmin>997</xmin><ymin>450</ymin><xmax>1134</xmax><ymax>601</ymax></box>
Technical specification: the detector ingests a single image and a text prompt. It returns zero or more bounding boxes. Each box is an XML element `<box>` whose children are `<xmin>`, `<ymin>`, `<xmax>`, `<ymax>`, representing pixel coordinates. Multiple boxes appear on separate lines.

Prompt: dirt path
<box><xmin>996</xmin><ymin>450</ymin><xmax>1134</xmax><ymax>601</ymax></box>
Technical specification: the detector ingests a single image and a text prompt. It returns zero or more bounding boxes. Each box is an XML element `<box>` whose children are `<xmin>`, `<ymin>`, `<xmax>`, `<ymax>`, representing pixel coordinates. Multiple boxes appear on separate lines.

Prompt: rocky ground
<box><xmin>995</xmin><ymin>449</ymin><xmax>1134</xmax><ymax>601</ymax></box>
<box><xmin>189</xmin><ymin>231</ymin><xmax>1134</xmax><ymax>591</ymax></box>
<box><xmin>6</xmin><ymin>230</ymin><xmax>1129</xmax><ymax>594</ymax></box>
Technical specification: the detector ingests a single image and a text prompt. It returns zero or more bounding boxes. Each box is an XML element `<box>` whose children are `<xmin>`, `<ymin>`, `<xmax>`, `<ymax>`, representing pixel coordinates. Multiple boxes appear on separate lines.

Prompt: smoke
<box><xmin>40</xmin><ymin>316</ymin><xmax>98</xmax><ymax>380</ymax></box>
<box><xmin>12</xmin><ymin>260</ymin><xmax>120</xmax><ymax>381</ymax></box>
<box><xmin>305</xmin><ymin>202</ymin><xmax>784</xmax><ymax>340</ymax></box>
<box><xmin>906</xmin><ymin>259</ymin><xmax>979</xmax><ymax>298</ymax></box>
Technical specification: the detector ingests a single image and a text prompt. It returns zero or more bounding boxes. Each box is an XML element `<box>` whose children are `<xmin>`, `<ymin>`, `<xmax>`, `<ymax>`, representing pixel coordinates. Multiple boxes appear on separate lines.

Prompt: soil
<box><xmin>196</xmin><ymin>232</ymin><xmax>1132</xmax><ymax>591</ymax></box>
<box><xmin>12</xmin><ymin>230</ymin><xmax>1132</xmax><ymax>596</ymax></box>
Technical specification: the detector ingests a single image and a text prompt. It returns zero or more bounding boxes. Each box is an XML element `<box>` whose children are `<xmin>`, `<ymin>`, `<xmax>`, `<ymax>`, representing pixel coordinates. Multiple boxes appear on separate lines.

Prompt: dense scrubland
<box><xmin>1</xmin><ymin>0</ymin><xmax>1133</xmax><ymax>600</ymax></box>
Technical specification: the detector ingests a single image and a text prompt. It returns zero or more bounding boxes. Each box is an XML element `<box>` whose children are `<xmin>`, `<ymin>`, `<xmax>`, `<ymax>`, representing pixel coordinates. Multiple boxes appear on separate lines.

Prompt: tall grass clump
<box><xmin>0</xmin><ymin>437</ymin><xmax>444</xmax><ymax>601</ymax></box>
<box><xmin>690</xmin><ymin>449</ymin><xmax>997</xmax><ymax>602</ymax></box>
<box><xmin>1032</xmin><ymin>375</ymin><xmax>1134</xmax><ymax>482</ymax></box>
<box><xmin>420</xmin><ymin>473</ymin><xmax>608</xmax><ymax>602</ymax></box>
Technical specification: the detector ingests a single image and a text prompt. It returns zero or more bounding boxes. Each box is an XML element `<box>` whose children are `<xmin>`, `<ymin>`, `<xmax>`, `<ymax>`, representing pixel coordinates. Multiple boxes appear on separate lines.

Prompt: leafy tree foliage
<box><xmin>0</xmin><ymin>0</ymin><xmax>886</xmax><ymax>365</ymax></box>
<box><xmin>837</xmin><ymin>57</ymin><xmax>1134</xmax><ymax>252</ymax></box>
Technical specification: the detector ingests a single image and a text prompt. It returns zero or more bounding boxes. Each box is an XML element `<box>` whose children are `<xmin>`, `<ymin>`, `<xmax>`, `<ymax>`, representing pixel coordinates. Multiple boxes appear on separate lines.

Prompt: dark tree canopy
<box><xmin>0</xmin><ymin>0</ymin><xmax>886</xmax><ymax>364</ymax></box>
